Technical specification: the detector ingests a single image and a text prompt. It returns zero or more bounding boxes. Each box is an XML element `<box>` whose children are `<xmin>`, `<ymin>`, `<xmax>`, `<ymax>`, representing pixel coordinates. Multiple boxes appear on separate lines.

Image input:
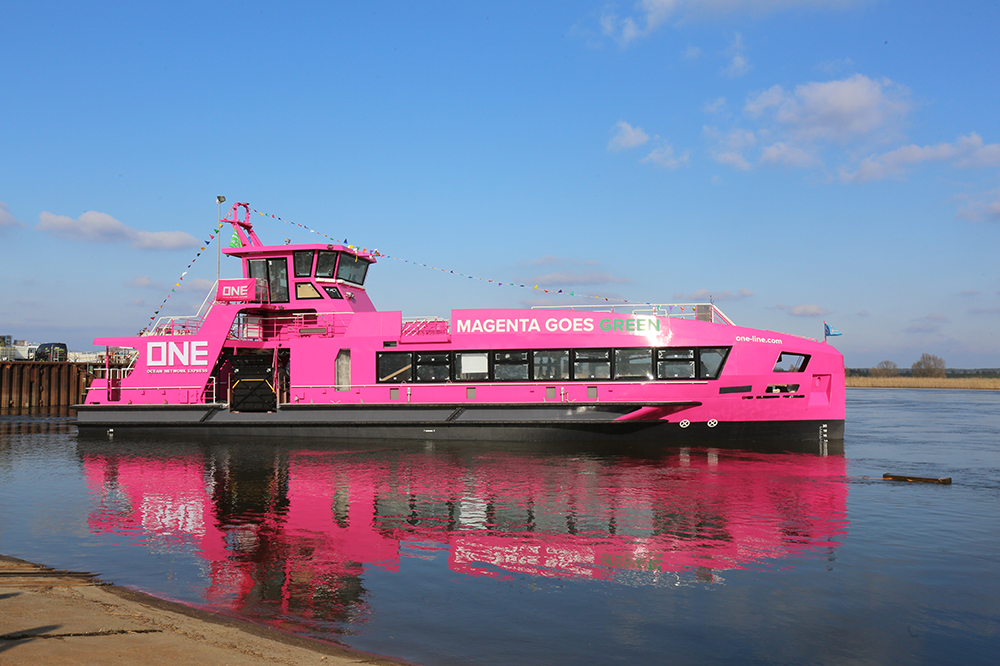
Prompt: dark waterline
<box><xmin>1</xmin><ymin>389</ymin><xmax>998</xmax><ymax>665</ymax></box>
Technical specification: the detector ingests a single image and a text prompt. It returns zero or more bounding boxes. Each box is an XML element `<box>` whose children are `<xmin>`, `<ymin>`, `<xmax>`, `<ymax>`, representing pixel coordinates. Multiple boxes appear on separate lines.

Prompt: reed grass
<box><xmin>846</xmin><ymin>376</ymin><xmax>1000</xmax><ymax>390</ymax></box>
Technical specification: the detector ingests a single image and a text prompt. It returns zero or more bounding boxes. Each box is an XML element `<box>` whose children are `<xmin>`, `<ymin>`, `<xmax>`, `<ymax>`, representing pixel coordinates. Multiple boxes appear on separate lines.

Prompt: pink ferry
<box><xmin>77</xmin><ymin>202</ymin><xmax>845</xmax><ymax>449</ymax></box>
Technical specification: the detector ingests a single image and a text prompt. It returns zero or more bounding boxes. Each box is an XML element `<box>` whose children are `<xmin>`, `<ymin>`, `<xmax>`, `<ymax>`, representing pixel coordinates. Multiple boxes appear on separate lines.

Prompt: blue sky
<box><xmin>2</xmin><ymin>1</ymin><xmax>999</xmax><ymax>368</ymax></box>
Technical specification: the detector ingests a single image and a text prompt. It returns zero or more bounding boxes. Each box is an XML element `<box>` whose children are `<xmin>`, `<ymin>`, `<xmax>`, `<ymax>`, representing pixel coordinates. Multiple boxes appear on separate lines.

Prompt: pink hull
<box><xmin>78</xmin><ymin>202</ymin><xmax>844</xmax><ymax>448</ymax></box>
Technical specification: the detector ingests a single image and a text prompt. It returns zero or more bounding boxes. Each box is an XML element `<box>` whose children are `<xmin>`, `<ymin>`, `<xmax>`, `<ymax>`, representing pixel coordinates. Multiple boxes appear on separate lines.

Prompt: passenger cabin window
<box><xmin>293</xmin><ymin>251</ymin><xmax>315</xmax><ymax>277</ymax></box>
<box><xmin>614</xmin><ymin>348</ymin><xmax>653</xmax><ymax>380</ymax></box>
<box><xmin>416</xmin><ymin>352</ymin><xmax>450</xmax><ymax>382</ymax></box>
<box><xmin>773</xmin><ymin>352</ymin><xmax>810</xmax><ymax>373</ymax></box>
<box><xmin>295</xmin><ymin>282</ymin><xmax>323</xmax><ymax>299</ymax></box>
<box><xmin>494</xmin><ymin>351</ymin><xmax>529</xmax><ymax>380</ymax></box>
<box><xmin>377</xmin><ymin>352</ymin><xmax>413</xmax><ymax>383</ymax></box>
<box><xmin>533</xmin><ymin>350</ymin><xmax>569</xmax><ymax>380</ymax></box>
<box><xmin>455</xmin><ymin>352</ymin><xmax>489</xmax><ymax>381</ymax></box>
<box><xmin>657</xmin><ymin>349</ymin><xmax>695</xmax><ymax>379</ymax></box>
<box><xmin>574</xmin><ymin>349</ymin><xmax>611</xmax><ymax>380</ymax></box>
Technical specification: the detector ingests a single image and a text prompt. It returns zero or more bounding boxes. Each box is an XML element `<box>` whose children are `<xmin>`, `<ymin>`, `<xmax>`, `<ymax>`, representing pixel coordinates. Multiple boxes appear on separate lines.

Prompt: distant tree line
<box><xmin>846</xmin><ymin>354</ymin><xmax>1000</xmax><ymax>378</ymax></box>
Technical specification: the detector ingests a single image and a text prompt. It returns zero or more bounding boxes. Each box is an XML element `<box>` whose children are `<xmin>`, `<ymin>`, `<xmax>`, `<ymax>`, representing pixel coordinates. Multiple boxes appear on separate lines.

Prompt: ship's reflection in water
<box><xmin>81</xmin><ymin>439</ymin><xmax>847</xmax><ymax>635</ymax></box>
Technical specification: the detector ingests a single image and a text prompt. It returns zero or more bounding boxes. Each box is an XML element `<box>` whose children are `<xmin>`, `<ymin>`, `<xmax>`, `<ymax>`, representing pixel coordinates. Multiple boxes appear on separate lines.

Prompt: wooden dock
<box><xmin>0</xmin><ymin>362</ymin><xmax>96</xmax><ymax>408</ymax></box>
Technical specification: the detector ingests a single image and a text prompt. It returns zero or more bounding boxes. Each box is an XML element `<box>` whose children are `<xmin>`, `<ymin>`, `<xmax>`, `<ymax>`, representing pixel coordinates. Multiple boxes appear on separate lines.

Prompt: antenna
<box><xmin>216</xmin><ymin>195</ymin><xmax>226</xmax><ymax>282</ymax></box>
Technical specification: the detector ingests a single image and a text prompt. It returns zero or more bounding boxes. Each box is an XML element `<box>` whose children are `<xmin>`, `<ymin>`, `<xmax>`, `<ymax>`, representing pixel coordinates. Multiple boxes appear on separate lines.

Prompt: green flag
<box><xmin>229</xmin><ymin>229</ymin><xmax>242</xmax><ymax>248</ymax></box>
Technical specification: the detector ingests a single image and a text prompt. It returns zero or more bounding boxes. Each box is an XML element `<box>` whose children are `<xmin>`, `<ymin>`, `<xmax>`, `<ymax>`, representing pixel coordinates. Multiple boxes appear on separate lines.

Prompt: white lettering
<box><xmin>483</xmin><ymin>320</ymin><xmax>495</xmax><ymax>333</ymax></box>
<box><xmin>457</xmin><ymin>320</ymin><xmax>471</xmax><ymax>333</ymax></box>
<box><xmin>147</xmin><ymin>342</ymin><xmax>167</xmax><ymax>366</ymax></box>
<box><xmin>168</xmin><ymin>342</ymin><xmax>188</xmax><ymax>366</ymax></box>
<box><xmin>528</xmin><ymin>320</ymin><xmax>541</xmax><ymax>332</ymax></box>
<box><xmin>191</xmin><ymin>341</ymin><xmax>209</xmax><ymax>366</ymax></box>
<box><xmin>584</xmin><ymin>319</ymin><xmax>594</xmax><ymax>332</ymax></box>
<box><xmin>545</xmin><ymin>318</ymin><xmax>559</xmax><ymax>332</ymax></box>
<box><xmin>472</xmin><ymin>320</ymin><xmax>483</xmax><ymax>333</ymax></box>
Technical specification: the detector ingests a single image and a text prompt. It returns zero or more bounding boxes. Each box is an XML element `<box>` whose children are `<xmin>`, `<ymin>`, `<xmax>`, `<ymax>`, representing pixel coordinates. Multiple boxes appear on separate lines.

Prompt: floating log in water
<box><xmin>883</xmin><ymin>473</ymin><xmax>952</xmax><ymax>484</ymax></box>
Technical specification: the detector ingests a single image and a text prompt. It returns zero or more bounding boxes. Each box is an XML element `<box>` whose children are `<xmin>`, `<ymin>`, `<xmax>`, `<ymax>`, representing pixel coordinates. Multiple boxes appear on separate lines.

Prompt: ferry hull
<box><xmin>75</xmin><ymin>403</ymin><xmax>843</xmax><ymax>453</ymax></box>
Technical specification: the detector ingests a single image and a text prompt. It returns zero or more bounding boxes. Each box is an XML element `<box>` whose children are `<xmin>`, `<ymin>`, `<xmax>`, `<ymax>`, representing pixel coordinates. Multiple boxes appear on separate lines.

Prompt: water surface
<box><xmin>1</xmin><ymin>389</ymin><xmax>997</xmax><ymax>664</ymax></box>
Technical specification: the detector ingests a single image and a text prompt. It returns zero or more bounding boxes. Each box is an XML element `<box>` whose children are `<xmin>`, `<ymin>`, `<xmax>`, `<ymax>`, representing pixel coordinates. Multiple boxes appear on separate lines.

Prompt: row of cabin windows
<box><xmin>293</xmin><ymin>250</ymin><xmax>370</xmax><ymax>286</ymax></box>
<box><xmin>376</xmin><ymin>347</ymin><xmax>732</xmax><ymax>384</ymax></box>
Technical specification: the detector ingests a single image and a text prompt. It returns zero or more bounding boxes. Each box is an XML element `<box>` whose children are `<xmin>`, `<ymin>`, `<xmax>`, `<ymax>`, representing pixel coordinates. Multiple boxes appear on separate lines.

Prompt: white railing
<box><xmin>531</xmin><ymin>303</ymin><xmax>735</xmax><ymax>325</ymax></box>
<box><xmin>402</xmin><ymin>316</ymin><xmax>450</xmax><ymax>336</ymax></box>
<box><xmin>228</xmin><ymin>312</ymin><xmax>353</xmax><ymax>342</ymax></box>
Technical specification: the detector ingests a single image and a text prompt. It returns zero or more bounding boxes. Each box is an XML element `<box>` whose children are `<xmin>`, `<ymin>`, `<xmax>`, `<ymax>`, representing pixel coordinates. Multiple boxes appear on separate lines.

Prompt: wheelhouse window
<box><xmin>494</xmin><ymin>351</ymin><xmax>529</xmax><ymax>380</ymax></box>
<box><xmin>773</xmin><ymin>352</ymin><xmax>809</xmax><ymax>373</ymax></box>
<box><xmin>336</xmin><ymin>254</ymin><xmax>370</xmax><ymax>286</ymax></box>
<box><xmin>699</xmin><ymin>348</ymin><xmax>730</xmax><ymax>379</ymax></box>
<box><xmin>316</xmin><ymin>251</ymin><xmax>339</xmax><ymax>278</ymax></box>
<box><xmin>614</xmin><ymin>348</ymin><xmax>653</xmax><ymax>380</ymax></box>
<box><xmin>247</xmin><ymin>258</ymin><xmax>289</xmax><ymax>303</ymax></box>
<box><xmin>293</xmin><ymin>250</ymin><xmax>315</xmax><ymax>277</ymax></box>
<box><xmin>657</xmin><ymin>348</ymin><xmax>695</xmax><ymax>379</ymax></box>
<box><xmin>574</xmin><ymin>349</ymin><xmax>611</xmax><ymax>380</ymax></box>
<box><xmin>295</xmin><ymin>282</ymin><xmax>323</xmax><ymax>299</ymax></box>
<box><xmin>416</xmin><ymin>352</ymin><xmax>450</xmax><ymax>382</ymax></box>
<box><xmin>533</xmin><ymin>350</ymin><xmax>569</xmax><ymax>380</ymax></box>
<box><xmin>267</xmin><ymin>258</ymin><xmax>289</xmax><ymax>303</ymax></box>
<box><xmin>455</xmin><ymin>352</ymin><xmax>489</xmax><ymax>381</ymax></box>
<box><xmin>322</xmin><ymin>285</ymin><xmax>344</xmax><ymax>299</ymax></box>
<box><xmin>377</xmin><ymin>352</ymin><xmax>412</xmax><ymax>383</ymax></box>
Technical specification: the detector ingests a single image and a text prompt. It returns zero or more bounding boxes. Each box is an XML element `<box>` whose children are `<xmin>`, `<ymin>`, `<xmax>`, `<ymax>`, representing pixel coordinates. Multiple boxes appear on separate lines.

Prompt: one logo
<box><xmin>147</xmin><ymin>341</ymin><xmax>209</xmax><ymax>367</ymax></box>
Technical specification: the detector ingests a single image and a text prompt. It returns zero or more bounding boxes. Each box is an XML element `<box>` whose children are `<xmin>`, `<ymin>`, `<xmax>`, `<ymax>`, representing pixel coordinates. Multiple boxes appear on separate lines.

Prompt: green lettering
<box><xmin>600</xmin><ymin>319</ymin><xmax>612</xmax><ymax>331</ymax></box>
<box><xmin>613</xmin><ymin>319</ymin><xmax>624</xmax><ymax>331</ymax></box>
<box><xmin>626</xmin><ymin>319</ymin><xmax>636</xmax><ymax>331</ymax></box>
<box><xmin>651</xmin><ymin>318</ymin><xmax>661</xmax><ymax>332</ymax></box>
<box><xmin>636</xmin><ymin>318</ymin><xmax>645</xmax><ymax>331</ymax></box>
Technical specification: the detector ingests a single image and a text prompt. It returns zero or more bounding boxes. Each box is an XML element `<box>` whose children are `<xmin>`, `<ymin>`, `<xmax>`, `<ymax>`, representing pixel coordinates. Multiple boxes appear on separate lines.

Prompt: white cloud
<box><xmin>722</xmin><ymin>33</ymin><xmax>750</xmax><ymax>78</ymax></box>
<box><xmin>529</xmin><ymin>270</ymin><xmax>631</xmax><ymax>286</ymax></box>
<box><xmin>704</xmin><ymin>97</ymin><xmax>726</xmax><ymax>114</ymax></box>
<box><xmin>683</xmin><ymin>45</ymin><xmax>701</xmax><ymax>59</ymax></box>
<box><xmin>760</xmin><ymin>142</ymin><xmax>820</xmax><ymax>168</ymax></box>
<box><xmin>724</xmin><ymin>54</ymin><xmax>750</xmax><ymax>78</ymax></box>
<box><xmin>126</xmin><ymin>275</ymin><xmax>160</xmax><ymax>289</ymax></box>
<box><xmin>0</xmin><ymin>202</ymin><xmax>24</xmax><ymax>233</ymax></box>
<box><xmin>600</xmin><ymin>1</ymin><xmax>859</xmax><ymax>45</ymax></box>
<box><xmin>642</xmin><ymin>144</ymin><xmax>690</xmax><ymax>169</ymax></box>
<box><xmin>841</xmin><ymin>133</ymin><xmax>1000</xmax><ymax>183</ymax></box>
<box><xmin>36</xmin><ymin>211</ymin><xmax>199</xmax><ymax>250</ymax></box>
<box><xmin>956</xmin><ymin>190</ymin><xmax>1000</xmax><ymax>223</ymax></box>
<box><xmin>714</xmin><ymin>151</ymin><xmax>752</xmax><ymax>170</ymax></box>
<box><xmin>745</xmin><ymin>74</ymin><xmax>911</xmax><ymax>144</ymax></box>
<box><xmin>674</xmin><ymin>288</ymin><xmax>753</xmax><ymax>301</ymax></box>
<box><xmin>608</xmin><ymin>121</ymin><xmax>650</xmax><ymax>151</ymax></box>
<box><xmin>775</xmin><ymin>304</ymin><xmax>831</xmax><ymax>317</ymax></box>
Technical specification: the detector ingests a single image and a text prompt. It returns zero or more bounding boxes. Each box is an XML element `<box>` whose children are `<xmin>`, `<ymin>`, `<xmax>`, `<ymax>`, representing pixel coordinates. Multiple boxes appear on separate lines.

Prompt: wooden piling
<box><xmin>0</xmin><ymin>362</ymin><xmax>97</xmax><ymax>409</ymax></box>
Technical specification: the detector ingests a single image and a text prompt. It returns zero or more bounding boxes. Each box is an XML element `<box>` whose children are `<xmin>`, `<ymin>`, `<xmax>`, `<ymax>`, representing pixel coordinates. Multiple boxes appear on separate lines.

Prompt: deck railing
<box><xmin>531</xmin><ymin>303</ymin><xmax>734</xmax><ymax>325</ymax></box>
<box><xmin>402</xmin><ymin>316</ymin><xmax>450</xmax><ymax>337</ymax></box>
<box><xmin>228</xmin><ymin>312</ymin><xmax>353</xmax><ymax>342</ymax></box>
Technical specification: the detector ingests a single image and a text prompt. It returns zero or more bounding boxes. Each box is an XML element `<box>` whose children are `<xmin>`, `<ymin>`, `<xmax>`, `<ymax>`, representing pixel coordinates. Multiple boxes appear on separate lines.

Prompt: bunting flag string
<box><xmin>140</xmin><ymin>221</ymin><xmax>226</xmax><ymax>334</ymax></box>
<box><xmin>248</xmin><ymin>208</ymin><xmax>649</xmax><ymax>307</ymax></box>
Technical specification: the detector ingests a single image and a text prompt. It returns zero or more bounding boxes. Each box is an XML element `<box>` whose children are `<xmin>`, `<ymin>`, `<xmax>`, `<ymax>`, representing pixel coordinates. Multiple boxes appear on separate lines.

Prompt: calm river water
<box><xmin>1</xmin><ymin>389</ymin><xmax>998</xmax><ymax>665</ymax></box>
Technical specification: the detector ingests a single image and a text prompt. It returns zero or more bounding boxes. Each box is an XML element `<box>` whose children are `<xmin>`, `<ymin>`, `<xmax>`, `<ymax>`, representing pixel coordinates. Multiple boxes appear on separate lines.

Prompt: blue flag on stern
<box><xmin>824</xmin><ymin>322</ymin><xmax>842</xmax><ymax>338</ymax></box>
